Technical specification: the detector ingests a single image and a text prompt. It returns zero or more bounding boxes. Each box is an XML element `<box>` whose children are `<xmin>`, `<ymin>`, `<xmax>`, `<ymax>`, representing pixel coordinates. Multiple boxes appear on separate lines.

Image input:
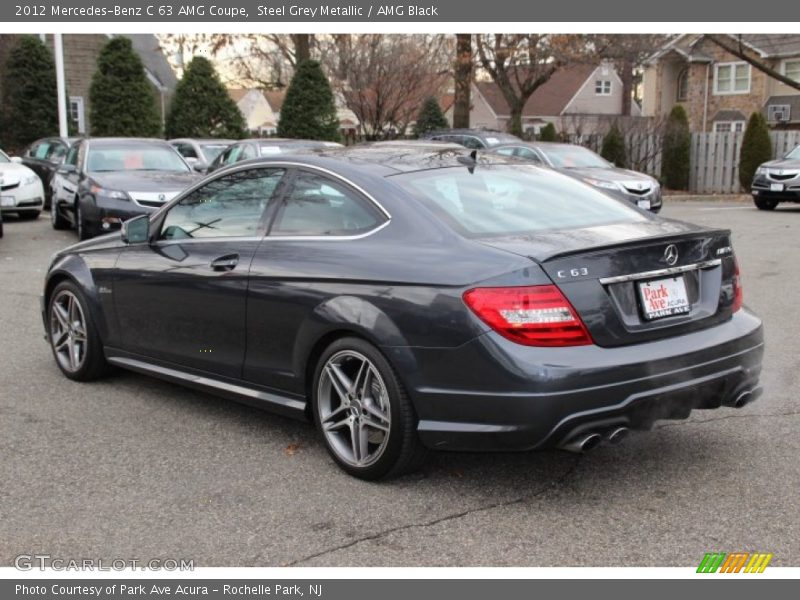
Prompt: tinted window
<box><xmin>460</xmin><ymin>136</ymin><xmax>485</xmax><ymax>150</ymax></box>
<box><xmin>47</xmin><ymin>142</ymin><xmax>68</xmax><ymax>162</ymax></box>
<box><xmin>34</xmin><ymin>142</ymin><xmax>52</xmax><ymax>159</ymax></box>
<box><xmin>174</xmin><ymin>143</ymin><xmax>198</xmax><ymax>159</ymax></box>
<box><xmin>540</xmin><ymin>145</ymin><xmax>610</xmax><ymax>168</ymax></box>
<box><xmin>200</xmin><ymin>143</ymin><xmax>229</xmax><ymax>162</ymax></box>
<box><xmin>64</xmin><ymin>144</ymin><xmax>80</xmax><ymax>167</ymax></box>
<box><xmin>393</xmin><ymin>165</ymin><xmax>645</xmax><ymax>237</ymax></box>
<box><xmin>160</xmin><ymin>169</ymin><xmax>285</xmax><ymax>240</ymax></box>
<box><xmin>271</xmin><ymin>172</ymin><xmax>382</xmax><ymax>236</ymax></box>
<box><xmin>87</xmin><ymin>143</ymin><xmax>190</xmax><ymax>173</ymax></box>
<box><xmin>515</xmin><ymin>147</ymin><xmax>543</xmax><ymax>163</ymax></box>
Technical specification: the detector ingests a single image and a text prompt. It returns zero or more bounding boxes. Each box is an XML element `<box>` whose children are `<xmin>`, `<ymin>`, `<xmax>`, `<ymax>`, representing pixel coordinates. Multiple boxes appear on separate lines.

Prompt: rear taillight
<box><xmin>732</xmin><ymin>259</ymin><xmax>743</xmax><ymax>313</ymax></box>
<box><xmin>463</xmin><ymin>285</ymin><xmax>594</xmax><ymax>347</ymax></box>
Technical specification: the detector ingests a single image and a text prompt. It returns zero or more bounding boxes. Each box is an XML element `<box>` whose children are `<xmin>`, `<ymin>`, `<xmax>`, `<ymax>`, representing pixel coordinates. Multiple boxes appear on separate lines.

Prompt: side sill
<box><xmin>105</xmin><ymin>349</ymin><xmax>308</xmax><ymax>420</ymax></box>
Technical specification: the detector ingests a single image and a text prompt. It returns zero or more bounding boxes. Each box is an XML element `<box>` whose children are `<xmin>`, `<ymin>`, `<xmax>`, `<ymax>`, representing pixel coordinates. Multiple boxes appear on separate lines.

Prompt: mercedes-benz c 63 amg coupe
<box><xmin>41</xmin><ymin>144</ymin><xmax>764</xmax><ymax>480</ymax></box>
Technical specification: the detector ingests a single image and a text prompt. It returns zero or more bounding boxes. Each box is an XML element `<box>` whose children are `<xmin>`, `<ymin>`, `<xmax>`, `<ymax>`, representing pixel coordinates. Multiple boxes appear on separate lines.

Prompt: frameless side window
<box><xmin>393</xmin><ymin>165</ymin><xmax>645</xmax><ymax>237</ymax></box>
<box><xmin>271</xmin><ymin>172</ymin><xmax>382</xmax><ymax>236</ymax></box>
<box><xmin>159</xmin><ymin>168</ymin><xmax>285</xmax><ymax>240</ymax></box>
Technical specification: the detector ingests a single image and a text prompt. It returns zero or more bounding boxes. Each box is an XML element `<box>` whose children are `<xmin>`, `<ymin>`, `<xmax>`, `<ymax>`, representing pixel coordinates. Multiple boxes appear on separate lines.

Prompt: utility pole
<box><xmin>54</xmin><ymin>34</ymin><xmax>68</xmax><ymax>137</ymax></box>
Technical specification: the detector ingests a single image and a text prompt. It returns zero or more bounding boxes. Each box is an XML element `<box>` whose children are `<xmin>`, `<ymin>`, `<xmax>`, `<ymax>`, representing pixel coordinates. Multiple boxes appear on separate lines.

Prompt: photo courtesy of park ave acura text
<box><xmin>1</xmin><ymin>9</ymin><xmax>799</xmax><ymax>579</ymax></box>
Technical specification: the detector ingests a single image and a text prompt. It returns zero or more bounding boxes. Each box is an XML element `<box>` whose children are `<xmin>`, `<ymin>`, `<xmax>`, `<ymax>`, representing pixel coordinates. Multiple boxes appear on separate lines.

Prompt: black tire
<box><xmin>18</xmin><ymin>210</ymin><xmax>40</xmax><ymax>220</ymax></box>
<box><xmin>51</xmin><ymin>203</ymin><xmax>70</xmax><ymax>230</ymax></box>
<box><xmin>76</xmin><ymin>201</ymin><xmax>93</xmax><ymax>240</ymax></box>
<box><xmin>754</xmin><ymin>198</ymin><xmax>778</xmax><ymax>210</ymax></box>
<box><xmin>47</xmin><ymin>280</ymin><xmax>111</xmax><ymax>381</ymax></box>
<box><xmin>312</xmin><ymin>336</ymin><xmax>428</xmax><ymax>480</ymax></box>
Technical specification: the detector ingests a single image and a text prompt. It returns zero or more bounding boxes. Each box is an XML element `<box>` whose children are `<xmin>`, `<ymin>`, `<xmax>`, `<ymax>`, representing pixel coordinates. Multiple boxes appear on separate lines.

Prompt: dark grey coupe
<box><xmin>41</xmin><ymin>144</ymin><xmax>764</xmax><ymax>480</ymax></box>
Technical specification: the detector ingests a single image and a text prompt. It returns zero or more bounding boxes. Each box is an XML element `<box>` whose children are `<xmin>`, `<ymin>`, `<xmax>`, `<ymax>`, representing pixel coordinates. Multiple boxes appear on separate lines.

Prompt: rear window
<box><xmin>392</xmin><ymin>165</ymin><xmax>645</xmax><ymax>237</ymax></box>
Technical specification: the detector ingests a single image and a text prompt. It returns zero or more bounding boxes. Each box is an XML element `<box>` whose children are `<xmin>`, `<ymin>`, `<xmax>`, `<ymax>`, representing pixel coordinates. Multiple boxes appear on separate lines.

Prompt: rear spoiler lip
<box><xmin>539</xmin><ymin>227</ymin><xmax>732</xmax><ymax>263</ymax></box>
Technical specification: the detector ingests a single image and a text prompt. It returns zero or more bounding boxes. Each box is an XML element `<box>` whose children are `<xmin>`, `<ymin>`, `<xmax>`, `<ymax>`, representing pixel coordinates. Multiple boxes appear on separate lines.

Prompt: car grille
<box><xmin>134</xmin><ymin>199</ymin><xmax>166</xmax><ymax>208</ymax></box>
<box><xmin>769</xmin><ymin>172</ymin><xmax>798</xmax><ymax>181</ymax></box>
<box><xmin>622</xmin><ymin>185</ymin><xmax>652</xmax><ymax>196</ymax></box>
<box><xmin>1</xmin><ymin>182</ymin><xmax>19</xmax><ymax>191</ymax></box>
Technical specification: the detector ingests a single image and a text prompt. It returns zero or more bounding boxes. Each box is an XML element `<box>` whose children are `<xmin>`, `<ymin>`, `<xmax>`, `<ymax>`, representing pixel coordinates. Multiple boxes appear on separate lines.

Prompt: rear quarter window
<box><xmin>393</xmin><ymin>165</ymin><xmax>646</xmax><ymax>237</ymax></box>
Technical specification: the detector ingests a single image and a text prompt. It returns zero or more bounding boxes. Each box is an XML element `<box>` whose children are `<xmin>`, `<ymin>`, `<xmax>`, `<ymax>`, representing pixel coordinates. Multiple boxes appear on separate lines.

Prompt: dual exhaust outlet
<box><xmin>559</xmin><ymin>427</ymin><xmax>629</xmax><ymax>454</ymax></box>
<box><xmin>558</xmin><ymin>386</ymin><xmax>762</xmax><ymax>453</ymax></box>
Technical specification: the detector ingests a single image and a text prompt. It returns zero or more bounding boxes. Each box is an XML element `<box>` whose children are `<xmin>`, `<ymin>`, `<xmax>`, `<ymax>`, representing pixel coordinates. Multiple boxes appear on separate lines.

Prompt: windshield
<box><xmin>200</xmin><ymin>144</ymin><xmax>229</xmax><ymax>162</ymax></box>
<box><xmin>393</xmin><ymin>165</ymin><xmax>645</xmax><ymax>238</ymax></box>
<box><xmin>0</xmin><ymin>149</ymin><xmax>10</xmax><ymax>163</ymax></box>
<box><xmin>87</xmin><ymin>143</ymin><xmax>190</xmax><ymax>173</ymax></box>
<box><xmin>786</xmin><ymin>146</ymin><xmax>800</xmax><ymax>160</ymax></box>
<box><xmin>540</xmin><ymin>145</ymin><xmax>611</xmax><ymax>169</ymax></box>
<box><xmin>481</xmin><ymin>133</ymin><xmax>520</xmax><ymax>147</ymax></box>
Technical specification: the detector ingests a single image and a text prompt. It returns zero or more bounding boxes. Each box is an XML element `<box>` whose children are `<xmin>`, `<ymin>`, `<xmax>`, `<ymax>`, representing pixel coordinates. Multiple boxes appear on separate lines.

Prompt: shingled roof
<box><xmin>475</xmin><ymin>63</ymin><xmax>598</xmax><ymax>118</ymax></box>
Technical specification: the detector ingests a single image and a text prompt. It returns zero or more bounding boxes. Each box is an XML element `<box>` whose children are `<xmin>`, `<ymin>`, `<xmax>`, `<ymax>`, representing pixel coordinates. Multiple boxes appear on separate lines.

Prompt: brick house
<box><xmin>642</xmin><ymin>34</ymin><xmax>800</xmax><ymax>132</ymax></box>
<box><xmin>447</xmin><ymin>62</ymin><xmax>641</xmax><ymax>135</ymax></box>
<box><xmin>0</xmin><ymin>34</ymin><xmax>176</xmax><ymax>135</ymax></box>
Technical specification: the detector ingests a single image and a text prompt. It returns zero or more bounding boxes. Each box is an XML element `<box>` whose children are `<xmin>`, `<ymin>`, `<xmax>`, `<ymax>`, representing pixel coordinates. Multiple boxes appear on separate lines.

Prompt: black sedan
<box><xmin>41</xmin><ymin>145</ymin><xmax>764</xmax><ymax>480</ymax></box>
<box><xmin>21</xmin><ymin>136</ymin><xmax>82</xmax><ymax>208</ymax></box>
<box><xmin>50</xmin><ymin>138</ymin><xmax>201</xmax><ymax>239</ymax></box>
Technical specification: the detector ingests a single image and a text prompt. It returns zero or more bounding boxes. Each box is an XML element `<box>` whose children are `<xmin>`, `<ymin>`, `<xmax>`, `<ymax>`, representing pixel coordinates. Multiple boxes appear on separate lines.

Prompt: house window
<box><xmin>595</xmin><ymin>80</ymin><xmax>612</xmax><ymax>95</ymax></box>
<box><xmin>69</xmin><ymin>96</ymin><xmax>85</xmax><ymax>134</ymax></box>
<box><xmin>714</xmin><ymin>62</ymin><xmax>751</xmax><ymax>94</ymax></box>
<box><xmin>783</xmin><ymin>59</ymin><xmax>800</xmax><ymax>83</ymax></box>
<box><xmin>676</xmin><ymin>68</ymin><xmax>689</xmax><ymax>102</ymax></box>
<box><xmin>713</xmin><ymin>121</ymin><xmax>746</xmax><ymax>133</ymax></box>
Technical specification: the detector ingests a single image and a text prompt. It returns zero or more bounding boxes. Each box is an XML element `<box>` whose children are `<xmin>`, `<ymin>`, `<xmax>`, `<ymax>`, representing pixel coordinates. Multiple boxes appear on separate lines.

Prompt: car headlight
<box><xmin>22</xmin><ymin>174</ymin><xmax>40</xmax><ymax>186</ymax></box>
<box><xmin>89</xmin><ymin>183</ymin><xmax>130</xmax><ymax>201</ymax></box>
<box><xmin>756</xmin><ymin>167</ymin><xmax>768</xmax><ymax>175</ymax></box>
<box><xmin>583</xmin><ymin>178</ymin><xmax>620</xmax><ymax>190</ymax></box>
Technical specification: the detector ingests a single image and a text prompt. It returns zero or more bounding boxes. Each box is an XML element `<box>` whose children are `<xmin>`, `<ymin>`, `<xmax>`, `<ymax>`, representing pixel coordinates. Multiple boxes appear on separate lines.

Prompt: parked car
<box><xmin>490</xmin><ymin>141</ymin><xmax>663</xmax><ymax>212</ymax></box>
<box><xmin>206</xmin><ymin>138</ymin><xmax>344</xmax><ymax>173</ymax></box>
<box><xmin>21</xmin><ymin>136</ymin><xmax>82</xmax><ymax>209</ymax></box>
<box><xmin>419</xmin><ymin>128</ymin><xmax>522</xmax><ymax>149</ymax></box>
<box><xmin>169</xmin><ymin>138</ymin><xmax>235</xmax><ymax>171</ymax></box>
<box><xmin>41</xmin><ymin>144</ymin><xmax>763</xmax><ymax>480</ymax></box>
<box><xmin>50</xmin><ymin>138</ymin><xmax>201</xmax><ymax>239</ymax></box>
<box><xmin>750</xmin><ymin>145</ymin><xmax>800</xmax><ymax>210</ymax></box>
<box><xmin>0</xmin><ymin>148</ymin><xmax>45</xmax><ymax>220</ymax></box>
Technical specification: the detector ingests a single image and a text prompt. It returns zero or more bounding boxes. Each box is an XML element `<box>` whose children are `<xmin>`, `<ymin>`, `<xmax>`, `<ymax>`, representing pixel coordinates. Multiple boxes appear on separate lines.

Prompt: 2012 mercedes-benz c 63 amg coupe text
<box><xmin>41</xmin><ymin>144</ymin><xmax>764</xmax><ymax>480</ymax></box>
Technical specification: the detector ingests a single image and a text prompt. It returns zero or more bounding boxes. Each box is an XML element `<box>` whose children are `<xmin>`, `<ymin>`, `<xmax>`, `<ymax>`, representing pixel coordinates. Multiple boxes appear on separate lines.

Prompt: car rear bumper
<box><xmin>389</xmin><ymin>309</ymin><xmax>764</xmax><ymax>451</ymax></box>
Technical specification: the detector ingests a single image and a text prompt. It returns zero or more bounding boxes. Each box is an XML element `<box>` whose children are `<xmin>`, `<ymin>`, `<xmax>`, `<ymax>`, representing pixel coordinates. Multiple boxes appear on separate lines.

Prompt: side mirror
<box><xmin>121</xmin><ymin>215</ymin><xmax>150</xmax><ymax>244</ymax></box>
<box><xmin>58</xmin><ymin>164</ymin><xmax>76</xmax><ymax>174</ymax></box>
<box><xmin>10</xmin><ymin>156</ymin><xmax>23</xmax><ymax>164</ymax></box>
<box><xmin>192</xmin><ymin>161</ymin><xmax>208</xmax><ymax>173</ymax></box>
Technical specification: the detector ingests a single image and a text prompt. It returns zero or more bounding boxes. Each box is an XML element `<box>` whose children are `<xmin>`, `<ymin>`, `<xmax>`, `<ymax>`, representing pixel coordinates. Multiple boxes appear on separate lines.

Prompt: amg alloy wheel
<box><xmin>313</xmin><ymin>338</ymin><xmax>428</xmax><ymax>479</ymax></box>
<box><xmin>48</xmin><ymin>281</ymin><xmax>110</xmax><ymax>381</ymax></box>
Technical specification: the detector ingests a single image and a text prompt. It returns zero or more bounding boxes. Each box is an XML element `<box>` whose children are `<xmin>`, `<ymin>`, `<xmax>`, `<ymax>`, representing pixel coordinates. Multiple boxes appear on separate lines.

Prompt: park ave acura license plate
<box><xmin>638</xmin><ymin>276</ymin><xmax>691</xmax><ymax>320</ymax></box>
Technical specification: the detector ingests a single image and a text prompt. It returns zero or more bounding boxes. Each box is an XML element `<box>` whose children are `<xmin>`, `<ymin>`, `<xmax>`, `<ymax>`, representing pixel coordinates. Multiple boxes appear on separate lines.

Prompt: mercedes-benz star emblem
<box><xmin>664</xmin><ymin>244</ymin><xmax>679</xmax><ymax>266</ymax></box>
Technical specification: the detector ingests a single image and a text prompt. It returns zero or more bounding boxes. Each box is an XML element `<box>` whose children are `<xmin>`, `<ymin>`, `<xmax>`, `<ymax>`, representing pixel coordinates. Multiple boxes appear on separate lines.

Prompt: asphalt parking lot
<box><xmin>0</xmin><ymin>200</ymin><xmax>798</xmax><ymax>567</ymax></box>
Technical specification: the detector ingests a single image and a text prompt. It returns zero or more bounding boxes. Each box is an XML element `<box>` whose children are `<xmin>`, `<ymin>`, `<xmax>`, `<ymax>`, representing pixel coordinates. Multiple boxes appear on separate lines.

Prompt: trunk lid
<box><xmin>477</xmin><ymin>219</ymin><xmax>737</xmax><ymax>347</ymax></box>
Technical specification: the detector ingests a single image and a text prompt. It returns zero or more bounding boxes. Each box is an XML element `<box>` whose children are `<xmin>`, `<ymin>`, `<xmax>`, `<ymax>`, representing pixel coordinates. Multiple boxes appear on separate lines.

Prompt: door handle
<box><xmin>210</xmin><ymin>254</ymin><xmax>239</xmax><ymax>272</ymax></box>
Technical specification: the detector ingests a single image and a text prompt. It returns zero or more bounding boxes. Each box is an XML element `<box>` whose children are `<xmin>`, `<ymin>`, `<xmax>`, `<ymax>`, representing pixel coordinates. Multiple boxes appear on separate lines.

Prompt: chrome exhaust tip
<box><xmin>733</xmin><ymin>391</ymin><xmax>751</xmax><ymax>408</ymax></box>
<box><xmin>560</xmin><ymin>432</ymin><xmax>602</xmax><ymax>454</ymax></box>
<box><xmin>607</xmin><ymin>427</ymin><xmax>630</xmax><ymax>445</ymax></box>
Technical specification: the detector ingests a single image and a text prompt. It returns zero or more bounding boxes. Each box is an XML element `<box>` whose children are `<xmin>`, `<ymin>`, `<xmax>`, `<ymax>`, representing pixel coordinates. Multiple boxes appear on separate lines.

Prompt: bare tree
<box><xmin>453</xmin><ymin>34</ymin><xmax>473</xmax><ymax>129</ymax></box>
<box><xmin>328</xmin><ymin>35</ymin><xmax>452</xmax><ymax>138</ymax></box>
<box><xmin>591</xmin><ymin>34</ymin><xmax>670</xmax><ymax>116</ymax></box>
<box><xmin>475</xmin><ymin>34</ymin><xmax>584</xmax><ymax>136</ymax></box>
<box><xmin>707</xmin><ymin>34</ymin><xmax>800</xmax><ymax>92</ymax></box>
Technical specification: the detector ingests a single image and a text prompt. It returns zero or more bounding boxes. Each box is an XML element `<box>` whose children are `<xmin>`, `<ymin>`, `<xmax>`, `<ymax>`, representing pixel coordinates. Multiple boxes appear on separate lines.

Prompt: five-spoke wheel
<box><xmin>313</xmin><ymin>337</ymin><xmax>428</xmax><ymax>480</ymax></box>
